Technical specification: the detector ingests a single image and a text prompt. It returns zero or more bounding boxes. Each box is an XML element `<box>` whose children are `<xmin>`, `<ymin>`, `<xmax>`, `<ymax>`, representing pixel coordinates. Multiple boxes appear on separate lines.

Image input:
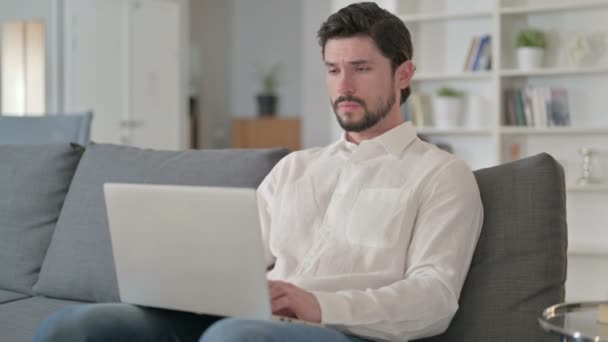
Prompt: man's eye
<box><xmin>357</xmin><ymin>67</ymin><xmax>370</xmax><ymax>72</ymax></box>
<box><xmin>328</xmin><ymin>69</ymin><xmax>338</xmax><ymax>75</ymax></box>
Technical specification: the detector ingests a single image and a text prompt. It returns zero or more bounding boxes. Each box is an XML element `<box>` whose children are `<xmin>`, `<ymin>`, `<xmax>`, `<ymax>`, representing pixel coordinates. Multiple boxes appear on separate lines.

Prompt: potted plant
<box><xmin>516</xmin><ymin>28</ymin><xmax>546</xmax><ymax>70</ymax></box>
<box><xmin>256</xmin><ymin>64</ymin><xmax>281</xmax><ymax>117</ymax></box>
<box><xmin>433</xmin><ymin>87</ymin><xmax>464</xmax><ymax>128</ymax></box>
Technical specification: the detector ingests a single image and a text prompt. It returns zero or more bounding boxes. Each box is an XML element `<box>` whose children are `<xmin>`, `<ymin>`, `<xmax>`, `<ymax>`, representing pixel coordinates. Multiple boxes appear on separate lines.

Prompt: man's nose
<box><xmin>337</xmin><ymin>72</ymin><xmax>355</xmax><ymax>95</ymax></box>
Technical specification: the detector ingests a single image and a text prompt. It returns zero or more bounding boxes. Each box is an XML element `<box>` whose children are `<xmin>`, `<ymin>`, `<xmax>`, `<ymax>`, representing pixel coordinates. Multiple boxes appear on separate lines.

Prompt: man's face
<box><xmin>324</xmin><ymin>36</ymin><xmax>399</xmax><ymax>133</ymax></box>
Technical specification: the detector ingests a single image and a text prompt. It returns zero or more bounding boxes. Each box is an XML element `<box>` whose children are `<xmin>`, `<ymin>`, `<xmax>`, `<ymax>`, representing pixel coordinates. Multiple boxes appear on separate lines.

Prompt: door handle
<box><xmin>119</xmin><ymin>120</ymin><xmax>144</xmax><ymax>129</ymax></box>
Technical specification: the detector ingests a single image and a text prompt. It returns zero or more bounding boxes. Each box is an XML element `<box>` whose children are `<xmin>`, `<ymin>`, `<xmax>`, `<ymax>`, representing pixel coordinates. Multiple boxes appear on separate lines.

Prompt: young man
<box><xmin>34</xmin><ymin>2</ymin><xmax>482</xmax><ymax>342</ymax></box>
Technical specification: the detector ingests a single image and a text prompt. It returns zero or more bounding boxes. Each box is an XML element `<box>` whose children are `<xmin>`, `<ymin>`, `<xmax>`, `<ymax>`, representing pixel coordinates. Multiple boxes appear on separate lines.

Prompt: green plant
<box><xmin>259</xmin><ymin>63</ymin><xmax>281</xmax><ymax>94</ymax></box>
<box><xmin>437</xmin><ymin>87</ymin><xmax>463</xmax><ymax>97</ymax></box>
<box><xmin>516</xmin><ymin>29</ymin><xmax>546</xmax><ymax>49</ymax></box>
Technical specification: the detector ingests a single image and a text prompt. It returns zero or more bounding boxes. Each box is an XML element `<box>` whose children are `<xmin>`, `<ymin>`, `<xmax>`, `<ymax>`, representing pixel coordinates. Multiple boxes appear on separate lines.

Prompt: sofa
<box><xmin>0</xmin><ymin>142</ymin><xmax>566</xmax><ymax>342</ymax></box>
<box><xmin>0</xmin><ymin>112</ymin><xmax>93</xmax><ymax>146</ymax></box>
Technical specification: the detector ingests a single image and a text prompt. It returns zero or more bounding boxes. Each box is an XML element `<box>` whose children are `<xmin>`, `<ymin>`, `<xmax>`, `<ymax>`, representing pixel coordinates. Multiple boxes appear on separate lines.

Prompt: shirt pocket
<box><xmin>346</xmin><ymin>188</ymin><xmax>409</xmax><ymax>249</ymax></box>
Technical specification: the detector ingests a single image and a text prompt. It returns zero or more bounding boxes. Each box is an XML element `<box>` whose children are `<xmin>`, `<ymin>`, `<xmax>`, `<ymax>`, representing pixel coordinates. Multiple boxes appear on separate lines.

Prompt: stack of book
<box><xmin>503</xmin><ymin>87</ymin><xmax>570</xmax><ymax>127</ymax></box>
<box><xmin>463</xmin><ymin>34</ymin><xmax>492</xmax><ymax>72</ymax></box>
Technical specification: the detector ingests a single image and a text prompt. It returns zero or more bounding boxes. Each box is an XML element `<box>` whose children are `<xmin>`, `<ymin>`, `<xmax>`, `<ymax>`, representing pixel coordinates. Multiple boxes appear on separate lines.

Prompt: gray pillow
<box><xmin>34</xmin><ymin>143</ymin><xmax>289</xmax><ymax>302</ymax></box>
<box><xmin>418</xmin><ymin>153</ymin><xmax>566</xmax><ymax>342</ymax></box>
<box><xmin>0</xmin><ymin>144</ymin><xmax>84</xmax><ymax>294</ymax></box>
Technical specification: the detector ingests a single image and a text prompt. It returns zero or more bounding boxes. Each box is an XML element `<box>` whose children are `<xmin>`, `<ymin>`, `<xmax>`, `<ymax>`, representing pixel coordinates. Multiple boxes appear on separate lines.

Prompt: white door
<box><xmin>129</xmin><ymin>0</ymin><xmax>184</xmax><ymax>149</ymax></box>
<box><xmin>63</xmin><ymin>0</ymin><xmax>186</xmax><ymax>149</ymax></box>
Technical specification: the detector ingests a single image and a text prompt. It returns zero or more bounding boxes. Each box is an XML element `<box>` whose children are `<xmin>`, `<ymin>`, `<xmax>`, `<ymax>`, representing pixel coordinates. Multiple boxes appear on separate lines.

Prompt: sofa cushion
<box><xmin>0</xmin><ymin>144</ymin><xmax>84</xmax><ymax>295</ymax></box>
<box><xmin>0</xmin><ymin>296</ymin><xmax>82</xmax><ymax>342</ymax></box>
<box><xmin>419</xmin><ymin>153</ymin><xmax>567</xmax><ymax>342</ymax></box>
<box><xmin>0</xmin><ymin>289</ymin><xmax>28</xmax><ymax>304</ymax></box>
<box><xmin>34</xmin><ymin>143</ymin><xmax>289</xmax><ymax>303</ymax></box>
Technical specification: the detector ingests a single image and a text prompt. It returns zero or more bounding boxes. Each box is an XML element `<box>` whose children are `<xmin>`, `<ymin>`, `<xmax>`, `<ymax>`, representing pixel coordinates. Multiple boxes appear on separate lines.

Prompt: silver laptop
<box><xmin>103</xmin><ymin>183</ymin><xmax>273</xmax><ymax>320</ymax></box>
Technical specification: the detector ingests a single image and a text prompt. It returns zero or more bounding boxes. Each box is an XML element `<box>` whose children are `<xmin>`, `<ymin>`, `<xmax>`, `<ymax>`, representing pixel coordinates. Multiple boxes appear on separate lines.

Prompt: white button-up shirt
<box><xmin>257</xmin><ymin>122</ymin><xmax>483</xmax><ymax>341</ymax></box>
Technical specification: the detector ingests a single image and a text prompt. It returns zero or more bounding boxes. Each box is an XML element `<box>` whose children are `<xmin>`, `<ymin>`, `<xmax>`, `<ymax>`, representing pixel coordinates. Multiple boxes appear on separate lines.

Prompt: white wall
<box><xmin>0</xmin><ymin>0</ymin><xmax>59</xmax><ymax>113</ymax></box>
<box><xmin>301</xmin><ymin>0</ymin><xmax>333</xmax><ymax>148</ymax></box>
<box><xmin>231</xmin><ymin>0</ymin><xmax>302</xmax><ymax>119</ymax></box>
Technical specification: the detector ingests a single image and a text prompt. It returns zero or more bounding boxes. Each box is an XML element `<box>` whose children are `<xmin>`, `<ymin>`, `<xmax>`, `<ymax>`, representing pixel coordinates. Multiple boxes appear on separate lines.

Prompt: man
<box><xmin>34</xmin><ymin>2</ymin><xmax>483</xmax><ymax>342</ymax></box>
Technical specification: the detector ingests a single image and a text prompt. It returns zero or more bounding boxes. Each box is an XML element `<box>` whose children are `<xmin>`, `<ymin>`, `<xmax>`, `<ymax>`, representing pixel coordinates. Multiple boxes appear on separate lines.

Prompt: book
<box><xmin>472</xmin><ymin>35</ymin><xmax>491</xmax><ymax>71</ymax></box>
<box><xmin>463</xmin><ymin>36</ymin><xmax>479</xmax><ymax>71</ymax></box>
<box><xmin>550</xmin><ymin>88</ymin><xmax>570</xmax><ymax>126</ymax></box>
<box><xmin>514</xmin><ymin>89</ymin><xmax>527</xmax><ymax>126</ymax></box>
<box><xmin>407</xmin><ymin>92</ymin><xmax>432</xmax><ymax>127</ymax></box>
<box><xmin>523</xmin><ymin>87</ymin><xmax>534</xmax><ymax>127</ymax></box>
<box><xmin>476</xmin><ymin>35</ymin><xmax>492</xmax><ymax>71</ymax></box>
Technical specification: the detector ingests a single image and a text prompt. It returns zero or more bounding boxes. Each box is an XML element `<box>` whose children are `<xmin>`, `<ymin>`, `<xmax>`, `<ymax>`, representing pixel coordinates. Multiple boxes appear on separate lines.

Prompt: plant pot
<box><xmin>256</xmin><ymin>94</ymin><xmax>278</xmax><ymax>117</ymax></box>
<box><xmin>432</xmin><ymin>96</ymin><xmax>463</xmax><ymax>128</ymax></box>
<box><xmin>517</xmin><ymin>47</ymin><xmax>544</xmax><ymax>70</ymax></box>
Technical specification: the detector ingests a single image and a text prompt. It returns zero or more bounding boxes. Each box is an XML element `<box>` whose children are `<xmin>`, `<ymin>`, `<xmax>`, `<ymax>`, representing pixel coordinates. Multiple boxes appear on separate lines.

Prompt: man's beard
<box><xmin>332</xmin><ymin>91</ymin><xmax>396</xmax><ymax>133</ymax></box>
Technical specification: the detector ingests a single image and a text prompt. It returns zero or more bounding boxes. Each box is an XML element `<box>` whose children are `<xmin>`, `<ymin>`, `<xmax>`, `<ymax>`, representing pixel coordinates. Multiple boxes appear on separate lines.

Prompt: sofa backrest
<box><xmin>419</xmin><ymin>153</ymin><xmax>567</xmax><ymax>342</ymax></box>
<box><xmin>0</xmin><ymin>112</ymin><xmax>93</xmax><ymax>146</ymax></box>
<box><xmin>0</xmin><ymin>144</ymin><xmax>84</xmax><ymax>294</ymax></box>
<box><xmin>33</xmin><ymin>143</ymin><xmax>289</xmax><ymax>303</ymax></box>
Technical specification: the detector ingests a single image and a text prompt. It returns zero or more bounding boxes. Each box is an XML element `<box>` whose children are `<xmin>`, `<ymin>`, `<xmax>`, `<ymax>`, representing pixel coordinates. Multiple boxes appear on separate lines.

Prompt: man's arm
<box><xmin>256</xmin><ymin>159</ymin><xmax>282</xmax><ymax>269</ymax></box>
<box><xmin>310</xmin><ymin>159</ymin><xmax>483</xmax><ymax>341</ymax></box>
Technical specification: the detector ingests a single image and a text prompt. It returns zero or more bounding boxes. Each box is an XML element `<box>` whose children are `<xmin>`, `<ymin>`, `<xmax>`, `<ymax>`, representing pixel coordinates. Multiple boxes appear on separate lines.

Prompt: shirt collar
<box><xmin>338</xmin><ymin>121</ymin><xmax>417</xmax><ymax>157</ymax></box>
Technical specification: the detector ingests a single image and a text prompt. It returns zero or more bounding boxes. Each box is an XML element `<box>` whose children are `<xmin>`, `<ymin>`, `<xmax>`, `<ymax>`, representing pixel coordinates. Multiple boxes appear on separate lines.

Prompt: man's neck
<box><xmin>345</xmin><ymin>114</ymin><xmax>405</xmax><ymax>145</ymax></box>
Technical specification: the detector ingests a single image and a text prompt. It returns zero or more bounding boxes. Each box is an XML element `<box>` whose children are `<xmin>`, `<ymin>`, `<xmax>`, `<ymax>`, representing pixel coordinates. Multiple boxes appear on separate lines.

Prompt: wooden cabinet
<box><xmin>231</xmin><ymin>117</ymin><xmax>300</xmax><ymax>151</ymax></box>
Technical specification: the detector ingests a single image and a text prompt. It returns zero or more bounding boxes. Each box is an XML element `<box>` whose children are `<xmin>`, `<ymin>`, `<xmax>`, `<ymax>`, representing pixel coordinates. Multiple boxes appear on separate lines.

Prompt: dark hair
<box><xmin>317</xmin><ymin>2</ymin><xmax>414</xmax><ymax>104</ymax></box>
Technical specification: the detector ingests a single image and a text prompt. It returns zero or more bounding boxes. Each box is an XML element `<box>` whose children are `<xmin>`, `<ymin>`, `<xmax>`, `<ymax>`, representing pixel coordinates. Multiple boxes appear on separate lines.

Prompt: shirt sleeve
<box><xmin>256</xmin><ymin>158</ymin><xmax>285</xmax><ymax>269</ymax></box>
<box><xmin>311</xmin><ymin>159</ymin><xmax>484</xmax><ymax>341</ymax></box>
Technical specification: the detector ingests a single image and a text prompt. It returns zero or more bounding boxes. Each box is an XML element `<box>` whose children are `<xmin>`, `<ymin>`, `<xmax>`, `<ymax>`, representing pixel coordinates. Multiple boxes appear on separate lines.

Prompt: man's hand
<box><xmin>268</xmin><ymin>280</ymin><xmax>322</xmax><ymax>323</ymax></box>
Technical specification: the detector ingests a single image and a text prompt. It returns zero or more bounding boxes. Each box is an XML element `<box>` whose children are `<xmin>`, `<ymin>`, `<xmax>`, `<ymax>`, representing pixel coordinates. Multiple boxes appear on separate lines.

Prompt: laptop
<box><xmin>103</xmin><ymin>183</ymin><xmax>276</xmax><ymax>320</ymax></box>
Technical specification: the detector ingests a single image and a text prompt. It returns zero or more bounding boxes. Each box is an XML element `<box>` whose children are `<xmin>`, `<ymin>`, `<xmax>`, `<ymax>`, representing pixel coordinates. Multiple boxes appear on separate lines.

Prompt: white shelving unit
<box><xmin>417</xmin><ymin>127</ymin><xmax>493</xmax><ymax>136</ymax></box>
<box><xmin>500</xmin><ymin>127</ymin><xmax>608</xmax><ymax>135</ymax></box>
<box><xmin>567</xmin><ymin>184</ymin><xmax>608</xmax><ymax>192</ymax></box>
<box><xmin>396</xmin><ymin>0</ymin><xmax>608</xmax><ymax>301</ymax></box>
<box><xmin>399</xmin><ymin>10</ymin><xmax>493</xmax><ymax>23</ymax></box>
<box><xmin>499</xmin><ymin>0</ymin><xmax>608</xmax><ymax>15</ymax></box>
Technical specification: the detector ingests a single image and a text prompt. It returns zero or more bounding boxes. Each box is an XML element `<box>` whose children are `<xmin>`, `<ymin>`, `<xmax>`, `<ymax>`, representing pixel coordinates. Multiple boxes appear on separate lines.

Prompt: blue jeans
<box><xmin>34</xmin><ymin>303</ymin><xmax>369</xmax><ymax>342</ymax></box>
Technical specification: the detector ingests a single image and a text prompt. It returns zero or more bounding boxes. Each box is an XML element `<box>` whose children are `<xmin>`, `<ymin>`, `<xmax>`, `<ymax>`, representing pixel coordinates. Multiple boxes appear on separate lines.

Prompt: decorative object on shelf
<box><xmin>255</xmin><ymin>63</ymin><xmax>281</xmax><ymax>117</ymax></box>
<box><xmin>516</xmin><ymin>28</ymin><xmax>546</xmax><ymax>70</ymax></box>
<box><xmin>508</xmin><ymin>143</ymin><xmax>521</xmax><ymax>161</ymax></box>
<box><xmin>567</xmin><ymin>33</ymin><xmax>594</xmax><ymax>66</ymax></box>
<box><xmin>433</xmin><ymin>87</ymin><xmax>464</xmax><ymax>129</ymax></box>
<box><xmin>576</xmin><ymin>147</ymin><xmax>600</xmax><ymax>185</ymax></box>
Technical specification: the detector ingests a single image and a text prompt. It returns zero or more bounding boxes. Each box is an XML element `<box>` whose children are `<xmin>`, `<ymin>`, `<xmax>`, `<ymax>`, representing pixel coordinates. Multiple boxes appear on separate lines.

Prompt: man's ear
<box><xmin>397</xmin><ymin>60</ymin><xmax>415</xmax><ymax>89</ymax></box>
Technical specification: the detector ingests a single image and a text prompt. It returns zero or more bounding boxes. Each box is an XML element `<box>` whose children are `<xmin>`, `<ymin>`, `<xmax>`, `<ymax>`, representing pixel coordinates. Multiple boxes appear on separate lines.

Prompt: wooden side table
<box><xmin>231</xmin><ymin>117</ymin><xmax>300</xmax><ymax>151</ymax></box>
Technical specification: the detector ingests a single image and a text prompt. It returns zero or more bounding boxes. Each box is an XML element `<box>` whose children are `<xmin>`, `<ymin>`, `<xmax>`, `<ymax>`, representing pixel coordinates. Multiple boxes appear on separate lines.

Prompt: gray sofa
<box><xmin>0</xmin><ymin>142</ymin><xmax>566</xmax><ymax>341</ymax></box>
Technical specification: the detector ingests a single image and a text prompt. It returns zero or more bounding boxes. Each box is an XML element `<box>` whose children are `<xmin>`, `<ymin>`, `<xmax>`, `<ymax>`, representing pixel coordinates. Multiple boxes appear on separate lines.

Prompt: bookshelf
<box><xmin>500</xmin><ymin>127</ymin><xmax>608</xmax><ymax>135</ymax></box>
<box><xmin>399</xmin><ymin>10</ymin><xmax>493</xmax><ymax>23</ymax></box>
<box><xmin>413</xmin><ymin>71</ymin><xmax>492</xmax><ymax>81</ymax></box>
<box><xmin>396</xmin><ymin>0</ymin><xmax>608</xmax><ymax>301</ymax></box>
<box><xmin>417</xmin><ymin>127</ymin><xmax>493</xmax><ymax>136</ymax></box>
<box><xmin>567</xmin><ymin>184</ymin><xmax>608</xmax><ymax>192</ymax></box>
<box><xmin>500</xmin><ymin>65</ymin><xmax>608</xmax><ymax>77</ymax></box>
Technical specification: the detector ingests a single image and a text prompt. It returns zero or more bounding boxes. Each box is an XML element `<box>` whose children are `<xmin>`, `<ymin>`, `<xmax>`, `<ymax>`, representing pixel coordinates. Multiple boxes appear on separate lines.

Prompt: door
<box><xmin>63</xmin><ymin>0</ymin><xmax>186</xmax><ymax>149</ymax></box>
<box><xmin>129</xmin><ymin>0</ymin><xmax>184</xmax><ymax>149</ymax></box>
